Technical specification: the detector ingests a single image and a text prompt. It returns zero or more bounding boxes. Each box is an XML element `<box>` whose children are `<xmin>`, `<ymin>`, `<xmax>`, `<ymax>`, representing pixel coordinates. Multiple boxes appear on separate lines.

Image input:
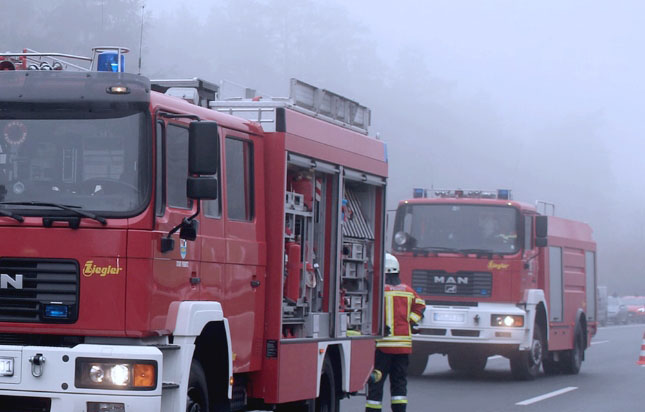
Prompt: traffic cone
<box><xmin>637</xmin><ymin>331</ymin><xmax>645</xmax><ymax>366</ymax></box>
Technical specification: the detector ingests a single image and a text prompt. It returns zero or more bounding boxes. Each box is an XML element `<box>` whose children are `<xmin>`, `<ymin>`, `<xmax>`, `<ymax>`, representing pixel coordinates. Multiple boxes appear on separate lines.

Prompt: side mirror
<box><xmin>187</xmin><ymin>176</ymin><xmax>218</xmax><ymax>200</ymax></box>
<box><xmin>188</xmin><ymin>121</ymin><xmax>219</xmax><ymax>175</ymax></box>
<box><xmin>535</xmin><ymin>216</ymin><xmax>548</xmax><ymax>238</ymax></box>
<box><xmin>535</xmin><ymin>215</ymin><xmax>548</xmax><ymax>247</ymax></box>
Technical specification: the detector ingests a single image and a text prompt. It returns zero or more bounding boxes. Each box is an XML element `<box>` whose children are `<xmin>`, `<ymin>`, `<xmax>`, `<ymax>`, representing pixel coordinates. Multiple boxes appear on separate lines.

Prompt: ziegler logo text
<box><xmin>83</xmin><ymin>261</ymin><xmax>123</xmax><ymax>278</ymax></box>
<box><xmin>488</xmin><ymin>261</ymin><xmax>510</xmax><ymax>270</ymax></box>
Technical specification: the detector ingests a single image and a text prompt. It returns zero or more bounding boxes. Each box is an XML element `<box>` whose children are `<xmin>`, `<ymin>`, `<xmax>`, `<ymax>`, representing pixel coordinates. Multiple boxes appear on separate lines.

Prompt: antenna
<box><xmin>138</xmin><ymin>3</ymin><xmax>145</xmax><ymax>75</ymax></box>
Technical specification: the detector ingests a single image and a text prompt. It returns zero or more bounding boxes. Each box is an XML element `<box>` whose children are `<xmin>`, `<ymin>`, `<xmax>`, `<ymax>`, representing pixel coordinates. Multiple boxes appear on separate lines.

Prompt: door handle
<box><xmin>251</xmin><ymin>280</ymin><xmax>261</xmax><ymax>288</ymax></box>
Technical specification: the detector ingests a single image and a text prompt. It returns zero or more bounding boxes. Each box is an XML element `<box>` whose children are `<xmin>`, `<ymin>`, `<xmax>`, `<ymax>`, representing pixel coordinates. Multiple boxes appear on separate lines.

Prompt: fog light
<box><xmin>87</xmin><ymin>402</ymin><xmax>125</xmax><ymax>412</ymax></box>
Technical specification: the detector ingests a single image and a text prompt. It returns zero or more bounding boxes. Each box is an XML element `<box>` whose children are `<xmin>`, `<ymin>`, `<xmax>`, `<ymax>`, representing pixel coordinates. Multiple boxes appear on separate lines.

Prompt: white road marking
<box><xmin>488</xmin><ymin>355</ymin><xmax>504</xmax><ymax>360</ymax></box>
<box><xmin>591</xmin><ymin>340</ymin><xmax>609</xmax><ymax>345</ymax></box>
<box><xmin>516</xmin><ymin>387</ymin><xmax>578</xmax><ymax>406</ymax></box>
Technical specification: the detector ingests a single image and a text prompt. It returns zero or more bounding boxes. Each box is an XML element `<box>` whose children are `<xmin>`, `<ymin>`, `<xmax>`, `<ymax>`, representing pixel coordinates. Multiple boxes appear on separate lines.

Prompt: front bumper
<box><xmin>413</xmin><ymin>302</ymin><xmax>531</xmax><ymax>349</ymax></box>
<box><xmin>0</xmin><ymin>344</ymin><xmax>162</xmax><ymax>412</ymax></box>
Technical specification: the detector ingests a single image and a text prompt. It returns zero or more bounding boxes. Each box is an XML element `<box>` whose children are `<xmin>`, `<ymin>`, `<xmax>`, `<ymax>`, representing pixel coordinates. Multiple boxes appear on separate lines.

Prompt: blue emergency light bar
<box><xmin>97</xmin><ymin>52</ymin><xmax>125</xmax><ymax>72</ymax></box>
<box><xmin>413</xmin><ymin>188</ymin><xmax>426</xmax><ymax>198</ymax></box>
<box><xmin>497</xmin><ymin>189</ymin><xmax>511</xmax><ymax>200</ymax></box>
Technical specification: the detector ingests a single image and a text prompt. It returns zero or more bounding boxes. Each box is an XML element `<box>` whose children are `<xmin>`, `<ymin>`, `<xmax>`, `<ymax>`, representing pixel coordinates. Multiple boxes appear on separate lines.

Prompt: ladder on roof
<box><xmin>149</xmin><ymin>76</ymin><xmax>371</xmax><ymax>134</ymax></box>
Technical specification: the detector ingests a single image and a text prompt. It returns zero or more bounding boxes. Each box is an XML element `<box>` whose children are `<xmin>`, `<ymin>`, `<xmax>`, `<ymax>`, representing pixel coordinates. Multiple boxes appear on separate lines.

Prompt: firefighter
<box><xmin>366</xmin><ymin>253</ymin><xmax>425</xmax><ymax>412</ymax></box>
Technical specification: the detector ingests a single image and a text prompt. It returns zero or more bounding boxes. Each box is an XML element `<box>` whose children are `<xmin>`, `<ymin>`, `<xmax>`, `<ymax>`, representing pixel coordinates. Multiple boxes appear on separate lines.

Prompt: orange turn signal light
<box><xmin>133</xmin><ymin>363</ymin><xmax>156</xmax><ymax>388</ymax></box>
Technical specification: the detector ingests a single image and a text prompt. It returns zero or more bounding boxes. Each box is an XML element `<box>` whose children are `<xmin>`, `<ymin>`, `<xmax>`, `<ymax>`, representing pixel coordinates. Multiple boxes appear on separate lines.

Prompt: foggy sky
<box><xmin>2</xmin><ymin>0</ymin><xmax>644</xmax><ymax>295</ymax></box>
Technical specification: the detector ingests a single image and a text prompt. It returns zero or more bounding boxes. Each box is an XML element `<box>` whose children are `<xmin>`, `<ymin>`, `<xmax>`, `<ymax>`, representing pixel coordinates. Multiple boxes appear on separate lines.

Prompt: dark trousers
<box><xmin>366</xmin><ymin>349</ymin><xmax>409</xmax><ymax>412</ymax></box>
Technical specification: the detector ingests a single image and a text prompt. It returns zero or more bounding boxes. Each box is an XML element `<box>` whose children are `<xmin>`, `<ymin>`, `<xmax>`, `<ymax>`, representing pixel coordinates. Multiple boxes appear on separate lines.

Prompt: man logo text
<box><xmin>433</xmin><ymin>276</ymin><xmax>468</xmax><ymax>285</ymax></box>
<box><xmin>0</xmin><ymin>274</ymin><xmax>23</xmax><ymax>289</ymax></box>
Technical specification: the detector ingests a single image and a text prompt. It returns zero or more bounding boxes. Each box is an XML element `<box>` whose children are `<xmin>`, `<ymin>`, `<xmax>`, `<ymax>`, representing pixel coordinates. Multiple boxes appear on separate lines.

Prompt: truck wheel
<box><xmin>187</xmin><ymin>360</ymin><xmax>209</xmax><ymax>412</ymax></box>
<box><xmin>316</xmin><ymin>357</ymin><xmax>339</xmax><ymax>412</ymax></box>
<box><xmin>447</xmin><ymin>353</ymin><xmax>487</xmax><ymax>374</ymax></box>
<box><xmin>407</xmin><ymin>351</ymin><xmax>428</xmax><ymax>376</ymax></box>
<box><xmin>562</xmin><ymin>325</ymin><xmax>584</xmax><ymax>375</ymax></box>
<box><xmin>510</xmin><ymin>326</ymin><xmax>543</xmax><ymax>381</ymax></box>
<box><xmin>542</xmin><ymin>356</ymin><xmax>562</xmax><ymax>375</ymax></box>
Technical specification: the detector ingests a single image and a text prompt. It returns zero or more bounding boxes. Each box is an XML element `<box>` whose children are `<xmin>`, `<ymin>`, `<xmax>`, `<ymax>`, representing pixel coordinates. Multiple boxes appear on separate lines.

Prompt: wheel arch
<box><xmin>168</xmin><ymin>301</ymin><xmax>233</xmax><ymax>407</ymax></box>
<box><xmin>535</xmin><ymin>302</ymin><xmax>548</xmax><ymax>348</ymax></box>
<box><xmin>575</xmin><ymin>308</ymin><xmax>588</xmax><ymax>348</ymax></box>
<box><xmin>325</xmin><ymin>344</ymin><xmax>343</xmax><ymax>397</ymax></box>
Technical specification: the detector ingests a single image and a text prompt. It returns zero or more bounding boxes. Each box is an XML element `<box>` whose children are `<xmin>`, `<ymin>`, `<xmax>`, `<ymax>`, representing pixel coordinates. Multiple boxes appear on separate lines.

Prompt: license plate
<box><xmin>0</xmin><ymin>357</ymin><xmax>14</xmax><ymax>377</ymax></box>
<box><xmin>433</xmin><ymin>312</ymin><xmax>465</xmax><ymax>323</ymax></box>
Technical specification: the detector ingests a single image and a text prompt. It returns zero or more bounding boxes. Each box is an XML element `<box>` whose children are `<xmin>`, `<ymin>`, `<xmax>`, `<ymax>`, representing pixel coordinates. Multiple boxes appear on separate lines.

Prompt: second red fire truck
<box><xmin>0</xmin><ymin>48</ymin><xmax>387</xmax><ymax>411</ymax></box>
<box><xmin>391</xmin><ymin>189</ymin><xmax>597</xmax><ymax>380</ymax></box>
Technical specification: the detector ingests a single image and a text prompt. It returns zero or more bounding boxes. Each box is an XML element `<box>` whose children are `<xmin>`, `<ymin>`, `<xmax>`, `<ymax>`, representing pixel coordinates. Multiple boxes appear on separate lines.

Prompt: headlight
<box><xmin>394</xmin><ymin>231</ymin><xmax>408</xmax><ymax>246</ymax></box>
<box><xmin>76</xmin><ymin>358</ymin><xmax>157</xmax><ymax>390</ymax></box>
<box><xmin>491</xmin><ymin>314</ymin><xmax>524</xmax><ymax>327</ymax></box>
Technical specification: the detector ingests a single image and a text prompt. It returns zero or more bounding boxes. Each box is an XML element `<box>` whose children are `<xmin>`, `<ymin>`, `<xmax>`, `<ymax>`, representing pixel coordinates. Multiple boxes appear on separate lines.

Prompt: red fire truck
<box><xmin>0</xmin><ymin>48</ymin><xmax>387</xmax><ymax>411</ymax></box>
<box><xmin>391</xmin><ymin>189</ymin><xmax>597</xmax><ymax>380</ymax></box>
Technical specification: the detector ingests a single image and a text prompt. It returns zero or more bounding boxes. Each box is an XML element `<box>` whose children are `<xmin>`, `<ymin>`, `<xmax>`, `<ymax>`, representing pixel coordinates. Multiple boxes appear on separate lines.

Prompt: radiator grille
<box><xmin>412</xmin><ymin>270</ymin><xmax>492</xmax><ymax>298</ymax></box>
<box><xmin>0</xmin><ymin>395</ymin><xmax>51</xmax><ymax>412</ymax></box>
<box><xmin>0</xmin><ymin>259</ymin><xmax>79</xmax><ymax>323</ymax></box>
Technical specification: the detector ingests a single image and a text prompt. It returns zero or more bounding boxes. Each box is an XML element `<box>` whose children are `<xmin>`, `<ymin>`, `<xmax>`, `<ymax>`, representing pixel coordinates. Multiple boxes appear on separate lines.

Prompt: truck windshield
<box><xmin>393</xmin><ymin>204</ymin><xmax>521</xmax><ymax>255</ymax></box>
<box><xmin>0</xmin><ymin>110</ymin><xmax>150</xmax><ymax>216</ymax></box>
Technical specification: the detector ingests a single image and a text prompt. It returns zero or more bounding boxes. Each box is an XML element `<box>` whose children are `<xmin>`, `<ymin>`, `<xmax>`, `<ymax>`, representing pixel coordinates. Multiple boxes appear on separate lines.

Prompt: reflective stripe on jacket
<box><xmin>376</xmin><ymin>283</ymin><xmax>425</xmax><ymax>354</ymax></box>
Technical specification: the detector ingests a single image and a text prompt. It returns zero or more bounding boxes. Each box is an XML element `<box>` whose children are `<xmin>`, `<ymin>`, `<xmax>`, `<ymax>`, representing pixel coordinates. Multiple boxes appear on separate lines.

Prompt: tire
<box><xmin>447</xmin><ymin>352</ymin><xmax>487</xmax><ymax>374</ymax></box>
<box><xmin>315</xmin><ymin>357</ymin><xmax>339</xmax><ymax>412</ymax></box>
<box><xmin>407</xmin><ymin>351</ymin><xmax>429</xmax><ymax>376</ymax></box>
<box><xmin>542</xmin><ymin>356</ymin><xmax>562</xmax><ymax>375</ymax></box>
<box><xmin>510</xmin><ymin>325</ymin><xmax>543</xmax><ymax>381</ymax></box>
<box><xmin>562</xmin><ymin>325</ymin><xmax>584</xmax><ymax>375</ymax></box>
<box><xmin>187</xmin><ymin>360</ymin><xmax>209</xmax><ymax>412</ymax></box>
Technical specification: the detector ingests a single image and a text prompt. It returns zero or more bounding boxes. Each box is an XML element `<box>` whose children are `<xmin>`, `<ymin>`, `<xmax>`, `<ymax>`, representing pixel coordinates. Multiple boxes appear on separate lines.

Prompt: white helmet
<box><xmin>385</xmin><ymin>253</ymin><xmax>400</xmax><ymax>274</ymax></box>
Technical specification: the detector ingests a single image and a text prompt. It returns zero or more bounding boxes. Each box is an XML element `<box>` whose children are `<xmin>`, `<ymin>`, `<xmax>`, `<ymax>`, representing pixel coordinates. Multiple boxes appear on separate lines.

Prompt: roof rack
<box><xmin>150</xmin><ymin>78</ymin><xmax>220</xmax><ymax>108</ymax></box>
<box><xmin>0</xmin><ymin>46</ymin><xmax>129</xmax><ymax>72</ymax></box>
<box><xmin>412</xmin><ymin>188</ymin><xmax>512</xmax><ymax>200</ymax></box>
<box><xmin>535</xmin><ymin>200</ymin><xmax>555</xmax><ymax>216</ymax></box>
<box><xmin>210</xmin><ymin>78</ymin><xmax>371</xmax><ymax>134</ymax></box>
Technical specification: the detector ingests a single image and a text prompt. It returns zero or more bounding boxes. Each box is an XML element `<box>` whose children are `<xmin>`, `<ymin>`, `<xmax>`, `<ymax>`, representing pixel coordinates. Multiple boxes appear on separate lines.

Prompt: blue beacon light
<box><xmin>97</xmin><ymin>52</ymin><xmax>125</xmax><ymax>72</ymax></box>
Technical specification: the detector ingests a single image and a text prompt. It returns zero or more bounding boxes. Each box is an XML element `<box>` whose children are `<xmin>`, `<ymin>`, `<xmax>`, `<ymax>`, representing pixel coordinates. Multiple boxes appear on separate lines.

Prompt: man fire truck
<box><xmin>391</xmin><ymin>189</ymin><xmax>597</xmax><ymax>380</ymax></box>
<box><xmin>0</xmin><ymin>47</ymin><xmax>387</xmax><ymax>411</ymax></box>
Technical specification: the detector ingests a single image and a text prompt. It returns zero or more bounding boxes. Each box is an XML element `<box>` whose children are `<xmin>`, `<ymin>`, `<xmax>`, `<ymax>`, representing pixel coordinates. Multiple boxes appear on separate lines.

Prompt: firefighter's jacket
<box><xmin>376</xmin><ymin>283</ymin><xmax>426</xmax><ymax>354</ymax></box>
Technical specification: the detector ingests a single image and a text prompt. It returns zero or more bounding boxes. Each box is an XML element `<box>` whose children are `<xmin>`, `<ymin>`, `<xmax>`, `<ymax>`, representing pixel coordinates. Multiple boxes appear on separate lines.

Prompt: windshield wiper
<box><xmin>0</xmin><ymin>201</ymin><xmax>106</xmax><ymax>225</ymax></box>
<box><xmin>412</xmin><ymin>246</ymin><xmax>466</xmax><ymax>256</ymax></box>
<box><xmin>458</xmin><ymin>248</ymin><xmax>500</xmax><ymax>258</ymax></box>
<box><xmin>0</xmin><ymin>208</ymin><xmax>24</xmax><ymax>223</ymax></box>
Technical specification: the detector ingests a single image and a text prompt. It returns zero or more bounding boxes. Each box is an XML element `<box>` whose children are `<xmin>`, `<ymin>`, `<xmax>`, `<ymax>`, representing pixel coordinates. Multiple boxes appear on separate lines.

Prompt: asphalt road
<box><xmin>341</xmin><ymin>323</ymin><xmax>645</xmax><ymax>411</ymax></box>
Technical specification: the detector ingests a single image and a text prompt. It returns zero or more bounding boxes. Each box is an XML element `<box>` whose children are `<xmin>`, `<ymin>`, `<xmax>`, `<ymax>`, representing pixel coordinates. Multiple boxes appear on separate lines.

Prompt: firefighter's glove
<box><xmin>384</xmin><ymin>325</ymin><xmax>391</xmax><ymax>337</ymax></box>
<box><xmin>410</xmin><ymin>322</ymin><xmax>420</xmax><ymax>334</ymax></box>
<box><xmin>368</xmin><ymin>369</ymin><xmax>383</xmax><ymax>384</ymax></box>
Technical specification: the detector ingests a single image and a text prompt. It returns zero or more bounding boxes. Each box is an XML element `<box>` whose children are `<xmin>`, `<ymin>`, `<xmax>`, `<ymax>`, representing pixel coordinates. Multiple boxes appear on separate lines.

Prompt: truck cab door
<box><xmin>201</xmin><ymin>130</ymin><xmax>266</xmax><ymax>373</ymax></box>
<box><xmin>153</xmin><ymin>119</ymin><xmax>202</xmax><ymax>303</ymax></box>
<box><xmin>522</xmin><ymin>214</ymin><xmax>538</xmax><ymax>289</ymax></box>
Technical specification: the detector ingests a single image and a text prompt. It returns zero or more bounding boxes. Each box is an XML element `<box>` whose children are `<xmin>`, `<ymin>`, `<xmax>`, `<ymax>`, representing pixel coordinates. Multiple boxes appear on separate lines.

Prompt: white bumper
<box><xmin>414</xmin><ymin>302</ymin><xmax>533</xmax><ymax>350</ymax></box>
<box><xmin>0</xmin><ymin>344</ymin><xmax>162</xmax><ymax>412</ymax></box>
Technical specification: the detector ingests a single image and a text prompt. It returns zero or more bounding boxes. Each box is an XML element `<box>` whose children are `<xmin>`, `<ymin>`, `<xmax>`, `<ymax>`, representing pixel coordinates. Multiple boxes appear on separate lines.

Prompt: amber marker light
<box><xmin>106</xmin><ymin>85</ymin><xmax>130</xmax><ymax>94</ymax></box>
<box><xmin>133</xmin><ymin>363</ymin><xmax>156</xmax><ymax>388</ymax></box>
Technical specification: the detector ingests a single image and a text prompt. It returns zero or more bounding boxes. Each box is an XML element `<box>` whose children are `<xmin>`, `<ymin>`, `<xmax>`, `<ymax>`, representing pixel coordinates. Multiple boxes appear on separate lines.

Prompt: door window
<box><xmin>225</xmin><ymin>137</ymin><xmax>253</xmax><ymax>221</ymax></box>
